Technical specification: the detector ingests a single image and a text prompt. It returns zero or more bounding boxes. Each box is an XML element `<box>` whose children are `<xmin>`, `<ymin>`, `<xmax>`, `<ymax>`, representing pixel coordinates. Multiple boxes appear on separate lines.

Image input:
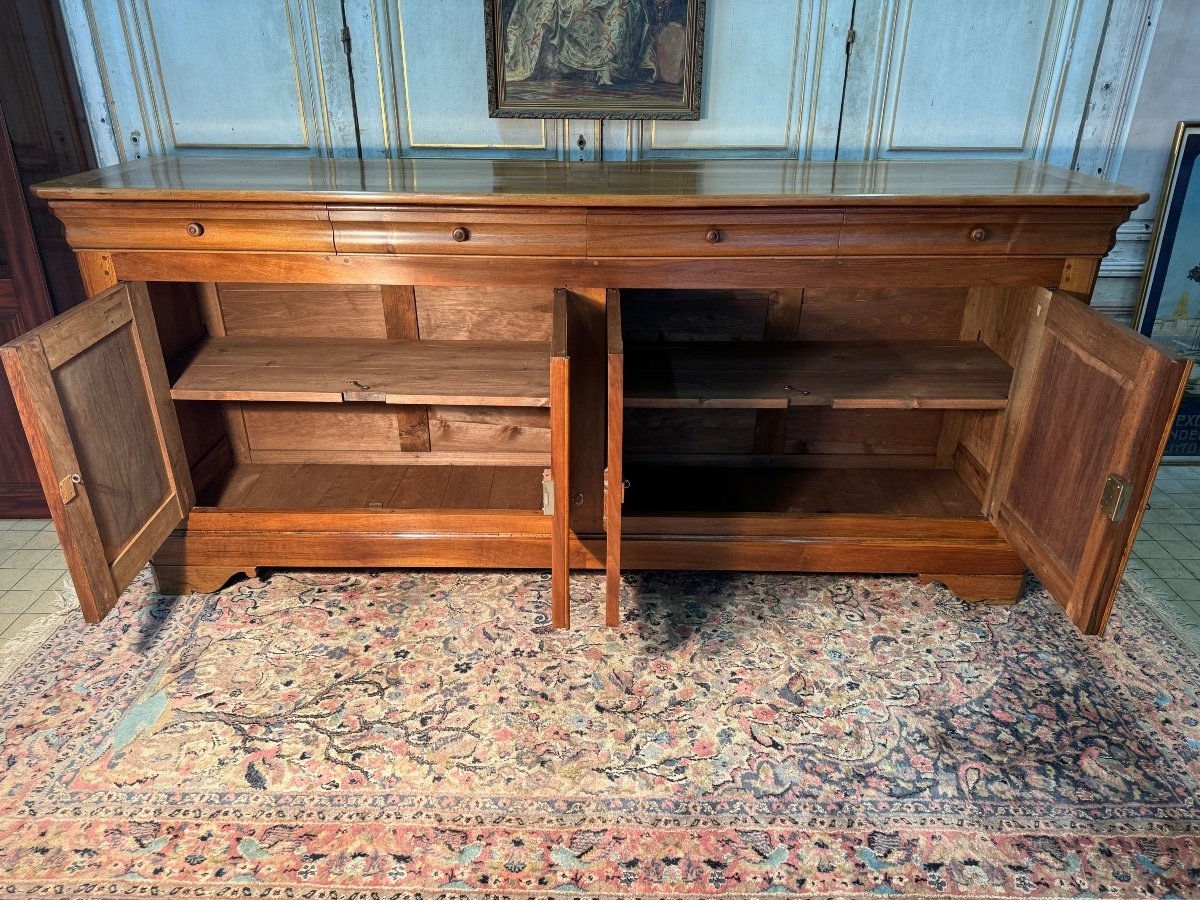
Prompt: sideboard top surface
<box><xmin>33</xmin><ymin>157</ymin><xmax>1147</xmax><ymax>208</ymax></box>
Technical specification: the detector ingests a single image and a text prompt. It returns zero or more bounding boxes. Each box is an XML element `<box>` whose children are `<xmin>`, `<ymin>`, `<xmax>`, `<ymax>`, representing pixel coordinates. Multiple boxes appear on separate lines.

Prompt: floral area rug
<box><xmin>0</xmin><ymin>568</ymin><xmax>1198</xmax><ymax>897</ymax></box>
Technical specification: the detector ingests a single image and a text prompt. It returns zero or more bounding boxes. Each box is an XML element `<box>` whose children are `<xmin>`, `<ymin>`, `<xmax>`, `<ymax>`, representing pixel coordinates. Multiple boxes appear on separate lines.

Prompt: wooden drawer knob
<box><xmin>451</xmin><ymin>226</ymin><xmax>471</xmax><ymax>242</ymax></box>
<box><xmin>705</xmin><ymin>228</ymin><xmax>722</xmax><ymax>244</ymax></box>
<box><xmin>186</xmin><ymin>221</ymin><xmax>205</xmax><ymax>237</ymax></box>
<box><xmin>969</xmin><ymin>227</ymin><xmax>990</xmax><ymax>242</ymax></box>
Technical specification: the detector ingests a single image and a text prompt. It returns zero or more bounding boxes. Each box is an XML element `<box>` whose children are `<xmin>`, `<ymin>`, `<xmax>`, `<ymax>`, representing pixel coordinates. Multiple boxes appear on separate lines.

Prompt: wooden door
<box><xmin>0</xmin><ymin>282</ymin><xmax>193</xmax><ymax>623</ymax></box>
<box><xmin>550</xmin><ymin>289</ymin><xmax>571</xmax><ymax>628</ymax></box>
<box><xmin>990</xmin><ymin>289</ymin><xmax>1191</xmax><ymax>635</ymax></box>
<box><xmin>605</xmin><ymin>289</ymin><xmax>624</xmax><ymax>626</ymax></box>
<box><xmin>0</xmin><ymin>99</ymin><xmax>54</xmax><ymax>516</ymax></box>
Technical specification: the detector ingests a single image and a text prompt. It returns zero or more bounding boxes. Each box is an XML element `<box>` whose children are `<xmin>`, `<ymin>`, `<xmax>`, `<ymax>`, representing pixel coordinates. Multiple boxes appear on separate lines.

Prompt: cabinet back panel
<box><xmin>623</xmin><ymin>408</ymin><xmax>943</xmax><ymax>465</ymax></box>
<box><xmin>240</xmin><ymin>403</ymin><xmax>423</xmax><ymax>453</ymax></box>
<box><xmin>783</xmin><ymin>408</ymin><xmax>943</xmax><ymax>461</ymax></box>
<box><xmin>625</xmin><ymin>409</ymin><xmax>758</xmax><ymax>455</ymax></box>
<box><xmin>618</xmin><ymin>288</ymin><xmax>970</xmax><ymax>343</ymax></box>
<box><xmin>415</xmin><ymin>286</ymin><xmax>553</xmax><ymax>340</ymax></box>
<box><xmin>621</xmin><ymin>290</ymin><xmax>771</xmax><ymax>342</ymax></box>
<box><xmin>215</xmin><ymin>283</ymin><xmax>388</xmax><ymax>338</ymax></box>
<box><xmin>428</xmin><ymin>406</ymin><xmax>550</xmax><ymax>455</ymax></box>
<box><xmin>235</xmin><ymin>402</ymin><xmax>549</xmax><ymax>464</ymax></box>
<box><xmin>798</xmin><ymin>288</ymin><xmax>968</xmax><ymax>340</ymax></box>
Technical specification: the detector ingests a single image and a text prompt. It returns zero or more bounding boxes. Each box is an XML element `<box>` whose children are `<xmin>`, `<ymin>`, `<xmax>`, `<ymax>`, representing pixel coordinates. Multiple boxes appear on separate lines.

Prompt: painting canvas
<box><xmin>485</xmin><ymin>0</ymin><xmax>705</xmax><ymax>119</ymax></box>
<box><xmin>1135</xmin><ymin>121</ymin><xmax>1200</xmax><ymax>461</ymax></box>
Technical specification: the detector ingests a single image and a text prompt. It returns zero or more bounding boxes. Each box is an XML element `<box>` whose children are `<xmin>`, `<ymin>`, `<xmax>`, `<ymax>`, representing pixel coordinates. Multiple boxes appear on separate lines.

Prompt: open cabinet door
<box><xmin>550</xmin><ymin>289</ymin><xmax>571</xmax><ymax>628</ymax></box>
<box><xmin>990</xmin><ymin>289</ymin><xmax>1191</xmax><ymax>635</ymax></box>
<box><xmin>0</xmin><ymin>282</ymin><xmax>194</xmax><ymax>623</ymax></box>
<box><xmin>605</xmin><ymin>289</ymin><xmax>623</xmax><ymax>626</ymax></box>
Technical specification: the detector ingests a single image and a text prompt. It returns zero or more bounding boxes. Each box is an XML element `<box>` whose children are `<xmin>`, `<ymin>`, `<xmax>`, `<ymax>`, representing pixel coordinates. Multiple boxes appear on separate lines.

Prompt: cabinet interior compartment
<box><xmin>149</xmin><ymin>281</ymin><xmax>558</xmax><ymax>515</ymax></box>
<box><xmin>615</xmin><ymin>285</ymin><xmax>1035</xmax><ymax>523</ymax></box>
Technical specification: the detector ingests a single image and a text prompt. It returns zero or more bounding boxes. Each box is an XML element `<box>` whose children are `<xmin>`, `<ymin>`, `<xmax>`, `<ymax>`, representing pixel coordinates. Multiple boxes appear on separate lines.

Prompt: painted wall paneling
<box><xmin>54</xmin><ymin>0</ymin><xmax>1185</xmax><ymax>319</ymax></box>
<box><xmin>61</xmin><ymin>0</ymin><xmax>357</xmax><ymax>162</ymax></box>
<box><xmin>609</xmin><ymin>0</ymin><xmax>853</xmax><ymax>161</ymax></box>
<box><xmin>348</xmin><ymin>0</ymin><xmax>574</xmax><ymax>159</ymax></box>
<box><xmin>837</xmin><ymin>0</ymin><xmax>1108</xmax><ymax>166</ymax></box>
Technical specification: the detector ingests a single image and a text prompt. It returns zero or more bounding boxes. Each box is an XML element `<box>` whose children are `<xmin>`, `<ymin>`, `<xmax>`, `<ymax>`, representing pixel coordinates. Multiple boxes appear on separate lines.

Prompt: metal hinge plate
<box><xmin>1099</xmin><ymin>473</ymin><xmax>1132</xmax><ymax>523</ymax></box>
<box><xmin>542</xmin><ymin>469</ymin><xmax>554</xmax><ymax>516</ymax></box>
<box><xmin>59</xmin><ymin>473</ymin><xmax>81</xmax><ymax>504</ymax></box>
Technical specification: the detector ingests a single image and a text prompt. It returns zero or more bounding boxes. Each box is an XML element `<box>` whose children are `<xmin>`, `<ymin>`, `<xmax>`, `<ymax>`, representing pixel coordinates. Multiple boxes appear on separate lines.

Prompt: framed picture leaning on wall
<box><xmin>1135</xmin><ymin>121</ymin><xmax>1200</xmax><ymax>461</ymax></box>
<box><xmin>485</xmin><ymin>0</ymin><xmax>705</xmax><ymax>119</ymax></box>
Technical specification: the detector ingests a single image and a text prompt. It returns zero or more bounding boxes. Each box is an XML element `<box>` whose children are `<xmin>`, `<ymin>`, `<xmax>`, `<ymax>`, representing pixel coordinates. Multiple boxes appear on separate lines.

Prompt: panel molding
<box><xmin>883</xmin><ymin>1</ymin><xmax>1061</xmax><ymax>152</ymax></box>
<box><xmin>352</xmin><ymin>0</ymin><xmax>563</xmax><ymax>159</ymax></box>
<box><xmin>840</xmin><ymin>0</ymin><xmax>1108</xmax><ymax>166</ymax></box>
<box><xmin>632</xmin><ymin>0</ymin><xmax>850</xmax><ymax>160</ymax></box>
<box><xmin>1074</xmin><ymin>0</ymin><xmax>1161</xmax><ymax>183</ymax></box>
<box><xmin>63</xmin><ymin>0</ymin><xmax>355</xmax><ymax>160</ymax></box>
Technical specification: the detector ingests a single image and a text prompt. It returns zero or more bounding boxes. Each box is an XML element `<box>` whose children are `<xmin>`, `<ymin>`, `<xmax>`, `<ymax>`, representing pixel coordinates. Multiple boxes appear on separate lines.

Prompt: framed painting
<box><xmin>1135</xmin><ymin>121</ymin><xmax>1200</xmax><ymax>462</ymax></box>
<box><xmin>484</xmin><ymin>0</ymin><xmax>706</xmax><ymax>120</ymax></box>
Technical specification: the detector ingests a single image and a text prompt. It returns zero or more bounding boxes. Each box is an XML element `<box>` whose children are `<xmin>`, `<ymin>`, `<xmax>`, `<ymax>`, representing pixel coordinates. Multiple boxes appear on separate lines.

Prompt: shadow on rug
<box><xmin>0</xmin><ymin>569</ymin><xmax>1198</xmax><ymax>897</ymax></box>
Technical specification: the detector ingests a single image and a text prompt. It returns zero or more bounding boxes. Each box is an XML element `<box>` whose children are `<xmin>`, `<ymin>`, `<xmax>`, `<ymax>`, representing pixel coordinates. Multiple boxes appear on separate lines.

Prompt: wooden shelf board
<box><xmin>196</xmin><ymin>462</ymin><xmax>545</xmax><ymax>512</ymax></box>
<box><xmin>623</xmin><ymin>341</ymin><xmax>1012</xmax><ymax>409</ymax></box>
<box><xmin>171</xmin><ymin>336</ymin><xmax>551</xmax><ymax>406</ymax></box>
<box><xmin>621</xmin><ymin>465</ymin><xmax>985</xmax><ymax>519</ymax></box>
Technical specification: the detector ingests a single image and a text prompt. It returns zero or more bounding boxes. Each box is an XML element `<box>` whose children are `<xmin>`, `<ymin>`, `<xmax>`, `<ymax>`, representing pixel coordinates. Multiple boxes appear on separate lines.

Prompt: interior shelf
<box><xmin>623</xmin><ymin>340</ymin><xmax>1012</xmax><ymax>410</ymax></box>
<box><xmin>196</xmin><ymin>462</ymin><xmax>545</xmax><ymax>511</ymax></box>
<box><xmin>621</xmin><ymin>466</ymin><xmax>985</xmax><ymax>518</ymax></box>
<box><xmin>171</xmin><ymin>337</ymin><xmax>551</xmax><ymax>406</ymax></box>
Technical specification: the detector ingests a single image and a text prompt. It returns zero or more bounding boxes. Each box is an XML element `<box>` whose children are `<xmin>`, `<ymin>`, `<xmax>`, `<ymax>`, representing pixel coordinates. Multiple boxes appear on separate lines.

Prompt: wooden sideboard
<box><xmin>0</xmin><ymin>157</ymin><xmax>1189</xmax><ymax>635</ymax></box>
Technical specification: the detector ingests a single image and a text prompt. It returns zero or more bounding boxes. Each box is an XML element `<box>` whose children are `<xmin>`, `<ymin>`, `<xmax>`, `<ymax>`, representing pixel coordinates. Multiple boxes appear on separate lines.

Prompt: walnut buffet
<box><xmin>1</xmin><ymin>157</ymin><xmax>1189</xmax><ymax>635</ymax></box>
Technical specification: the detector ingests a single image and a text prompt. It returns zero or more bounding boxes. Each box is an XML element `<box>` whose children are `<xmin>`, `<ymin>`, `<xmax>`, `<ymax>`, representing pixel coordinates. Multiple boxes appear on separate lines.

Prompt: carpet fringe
<box><xmin>1122</xmin><ymin>569</ymin><xmax>1200</xmax><ymax>654</ymax></box>
<box><xmin>0</xmin><ymin>573</ymin><xmax>76</xmax><ymax>684</ymax></box>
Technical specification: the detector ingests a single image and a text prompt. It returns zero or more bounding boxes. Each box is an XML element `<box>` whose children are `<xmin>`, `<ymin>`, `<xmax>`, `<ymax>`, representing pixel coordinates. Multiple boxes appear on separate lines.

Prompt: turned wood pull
<box><xmin>969</xmin><ymin>227</ymin><xmax>990</xmax><ymax>242</ymax></box>
<box><xmin>451</xmin><ymin>226</ymin><xmax>470</xmax><ymax>242</ymax></box>
<box><xmin>705</xmin><ymin>228</ymin><xmax>722</xmax><ymax>244</ymax></box>
<box><xmin>186</xmin><ymin>221</ymin><xmax>205</xmax><ymax>237</ymax></box>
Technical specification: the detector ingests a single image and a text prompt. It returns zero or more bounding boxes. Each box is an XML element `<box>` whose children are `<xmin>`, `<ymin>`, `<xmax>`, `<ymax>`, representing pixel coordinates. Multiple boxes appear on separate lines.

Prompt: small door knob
<box><xmin>969</xmin><ymin>227</ymin><xmax>989</xmax><ymax>242</ymax></box>
<box><xmin>705</xmin><ymin>228</ymin><xmax>722</xmax><ymax>244</ymax></box>
<box><xmin>186</xmin><ymin>221</ymin><xmax>205</xmax><ymax>237</ymax></box>
<box><xmin>451</xmin><ymin>226</ymin><xmax>470</xmax><ymax>242</ymax></box>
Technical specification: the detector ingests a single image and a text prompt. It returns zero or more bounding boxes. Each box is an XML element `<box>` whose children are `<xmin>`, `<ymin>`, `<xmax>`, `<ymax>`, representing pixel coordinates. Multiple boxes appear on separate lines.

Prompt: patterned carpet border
<box><xmin>0</xmin><ymin>568</ymin><xmax>1197</xmax><ymax>897</ymax></box>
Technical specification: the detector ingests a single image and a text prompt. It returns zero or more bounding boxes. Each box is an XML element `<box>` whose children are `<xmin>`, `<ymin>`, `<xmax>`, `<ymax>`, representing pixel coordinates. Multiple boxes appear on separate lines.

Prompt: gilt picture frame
<box><xmin>484</xmin><ymin>0</ymin><xmax>706</xmax><ymax>120</ymax></box>
<box><xmin>1134</xmin><ymin>121</ymin><xmax>1200</xmax><ymax>461</ymax></box>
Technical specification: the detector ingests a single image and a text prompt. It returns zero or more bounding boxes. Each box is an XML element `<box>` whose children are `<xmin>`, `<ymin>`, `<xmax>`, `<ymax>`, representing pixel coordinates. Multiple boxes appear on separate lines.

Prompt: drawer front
<box><xmin>839</xmin><ymin>208</ymin><xmax>1124</xmax><ymax>256</ymax></box>
<box><xmin>331</xmin><ymin>206</ymin><xmax>587</xmax><ymax>256</ymax></box>
<box><xmin>51</xmin><ymin>201</ymin><xmax>334</xmax><ymax>252</ymax></box>
<box><xmin>587</xmin><ymin>210</ymin><xmax>843</xmax><ymax>257</ymax></box>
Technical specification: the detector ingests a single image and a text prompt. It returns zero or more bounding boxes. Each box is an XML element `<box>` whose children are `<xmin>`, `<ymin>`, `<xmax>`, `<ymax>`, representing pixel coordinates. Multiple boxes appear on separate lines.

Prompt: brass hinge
<box><xmin>542</xmin><ymin>469</ymin><xmax>554</xmax><ymax>516</ymax></box>
<box><xmin>846</xmin><ymin>27</ymin><xmax>856</xmax><ymax>49</ymax></box>
<box><xmin>1099</xmin><ymin>473</ymin><xmax>1132</xmax><ymax>523</ymax></box>
<box><xmin>59</xmin><ymin>473</ymin><xmax>81</xmax><ymax>504</ymax></box>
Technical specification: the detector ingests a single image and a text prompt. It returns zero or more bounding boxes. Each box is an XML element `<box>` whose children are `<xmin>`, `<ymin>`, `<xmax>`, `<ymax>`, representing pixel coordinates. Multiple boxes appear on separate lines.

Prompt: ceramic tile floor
<box><xmin>1127</xmin><ymin>464</ymin><xmax>1200</xmax><ymax>633</ymax></box>
<box><xmin>1</xmin><ymin>467</ymin><xmax>1199</xmax><ymax>643</ymax></box>
<box><xmin>0</xmin><ymin>517</ymin><xmax>70</xmax><ymax>642</ymax></box>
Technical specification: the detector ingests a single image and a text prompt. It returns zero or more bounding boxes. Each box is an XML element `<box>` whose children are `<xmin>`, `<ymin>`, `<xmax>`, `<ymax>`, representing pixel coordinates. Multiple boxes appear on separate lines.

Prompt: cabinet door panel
<box><xmin>0</xmin><ymin>282</ymin><xmax>192</xmax><ymax>622</ymax></box>
<box><xmin>550</xmin><ymin>291</ymin><xmax>570</xmax><ymax>627</ymax></box>
<box><xmin>991</xmin><ymin>290</ymin><xmax>1190</xmax><ymax>634</ymax></box>
<box><xmin>606</xmin><ymin>289</ymin><xmax>624</xmax><ymax>626</ymax></box>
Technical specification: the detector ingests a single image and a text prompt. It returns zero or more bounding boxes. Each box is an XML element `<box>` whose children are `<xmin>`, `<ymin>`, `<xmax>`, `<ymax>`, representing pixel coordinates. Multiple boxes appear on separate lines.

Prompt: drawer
<box><xmin>839</xmin><ymin>208</ymin><xmax>1124</xmax><ymax>256</ymax></box>
<box><xmin>330</xmin><ymin>206</ymin><xmax>587</xmax><ymax>256</ymax></box>
<box><xmin>50</xmin><ymin>201</ymin><xmax>335</xmax><ymax>251</ymax></box>
<box><xmin>587</xmin><ymin>210</ymin><xmax>842</xmax><ymax>257</ymax></box>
